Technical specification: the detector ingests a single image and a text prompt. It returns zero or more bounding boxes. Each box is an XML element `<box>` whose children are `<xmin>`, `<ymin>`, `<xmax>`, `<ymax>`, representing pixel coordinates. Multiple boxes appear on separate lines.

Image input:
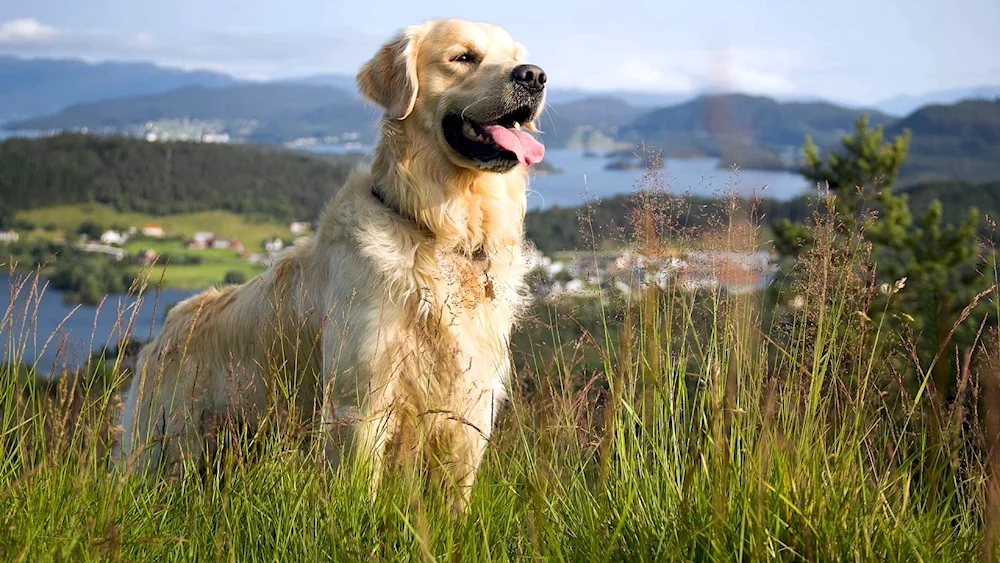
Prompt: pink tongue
<box><xmin>482</xmin><ymin>124</ymin><xmax>545</xmax><ymax>166</ymax></box>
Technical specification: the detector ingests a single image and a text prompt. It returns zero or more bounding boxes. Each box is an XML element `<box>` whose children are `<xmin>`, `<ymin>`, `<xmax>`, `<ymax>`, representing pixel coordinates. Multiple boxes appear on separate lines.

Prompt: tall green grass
<box><xmin>1</xmin><ymin>164</ymin><xmax>997</xmax><ymax>561</ymax></box>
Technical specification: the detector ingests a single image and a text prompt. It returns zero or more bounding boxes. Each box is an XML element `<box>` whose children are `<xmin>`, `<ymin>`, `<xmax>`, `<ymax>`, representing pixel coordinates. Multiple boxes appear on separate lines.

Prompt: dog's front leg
<box><xmin>320</xmin><ymin>380</ymin><xmax>399</xmax><ymax>499</ymax></box>
<box><xmin>424</xmin><ymin>385</ymin><xmax>499</xmax><ymax>514</ymax></box>
<box><xmin>319</xmin><ymin>325</ymin><xmax>399</xmax><ymax>499</ymax></box>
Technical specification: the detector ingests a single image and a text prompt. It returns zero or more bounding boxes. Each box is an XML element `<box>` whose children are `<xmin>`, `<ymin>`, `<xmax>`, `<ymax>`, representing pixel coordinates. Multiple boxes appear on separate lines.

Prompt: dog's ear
<box><xmin>357</xmin><ymin>25</ymin><xmax>424</xmax><ymax>120</ymax></box>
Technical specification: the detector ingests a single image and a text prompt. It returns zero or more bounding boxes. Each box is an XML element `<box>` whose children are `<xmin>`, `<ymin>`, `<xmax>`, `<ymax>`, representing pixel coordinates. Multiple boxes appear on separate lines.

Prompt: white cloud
<box><xmin>0</xmin><ymin>19</ymin><xmax>829</xmax><ymax>96</ymax></box>
<box><xmin>537</xmin><ymin>34</ymin><xmax>824</xmax><ymax>97</ymax></box>
<box><xmin>703</xmin><ymin>47</ymin><xmax>804</xmax><ymax>95</ymax></box>
<box><xmin>0</xmin><ymin>19</ymin><xmax>381</xmax><ymax>79</ymax></box>
<box><xmin>127</xmin><ymin>32</ymin><xmax>157</xmax><ymax>50</ymax></box>
<box><xmin>0</xmin><ymin>18</ymin><xmax>57</xmax><ymax>44</ymax></box>
<box><xmin>617</xmin><ymin>58</ymin><xmax>696</xmax><ymax>92</ymax></box>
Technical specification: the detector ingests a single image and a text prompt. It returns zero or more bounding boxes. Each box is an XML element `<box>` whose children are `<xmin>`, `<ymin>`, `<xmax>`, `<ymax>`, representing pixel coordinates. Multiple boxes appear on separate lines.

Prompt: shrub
<box><xmin>223</xmin><ymin>270</ymin><xmax>248</xmax><ymax>285</ymax></box>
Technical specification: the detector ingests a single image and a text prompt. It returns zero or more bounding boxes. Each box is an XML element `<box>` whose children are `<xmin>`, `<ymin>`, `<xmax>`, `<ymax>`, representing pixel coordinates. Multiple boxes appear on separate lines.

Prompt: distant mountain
<box><xmin>618</xmin><ymin>93</ymin><xmax>893</xmax><ymax>160</ymax></box>
<box><xmin>889</xmin><ymin>99</ymin><xmax>1000</xmax><ymax>142</ymax></box>
<box><xmin>245</xmin><ymin>96</ymin><xmax>381</xmax><ymax>144</ymax></box>
<box><xmin>8</xmin><ymin>82</ymin><xmax>641</xmax><ymax>149</ymax></box>
<box><xmin>875</xmin><ymin>85</ymin><xmax>1000</xmax><ymax>117</ymax></box>
<box><xmin>6</xmin><ymin>83</ymin><xmax>381</xmax><ymax>144</ymax></box>
<box><xmin>534</xmin><ymin>96</ymin><xmax>644</xmax><ymax>149</ymax></box>
<box><xmin>270</xmin><ymin>71</ymin><xmax>694</xmax><ymax>111</ymax></box>
<box><xmin>887</xmin><ymin>98</ymin><xmax>1000</xmax><ymax>183</ymax></box>
<box><xmin>0</xmin><ymin>56</ymin><xmax>238</xmax><ymax>124</ymax></box>
<box><xmin>541</xmin><ymin>88</ymin><xmax>693</xmax><ymax>108</ymax></box>
<box><xmin>545</xmin><ymin>96</ymin><xmax>643</xmax><ymax>129</ymax></box>
<box><xmin>278</xmin><ymin>73</ymin><xmax>359</xmax><ymax>93</ymax></box>
<box><xmin>6</xmin><ymin>58</ymin><xmax>1000</xmax><ymax>185</ymax></box>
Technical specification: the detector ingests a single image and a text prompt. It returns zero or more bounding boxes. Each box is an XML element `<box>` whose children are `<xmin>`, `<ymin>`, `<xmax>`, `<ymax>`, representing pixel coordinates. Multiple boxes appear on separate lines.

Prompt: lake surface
<box><xmin>304</xmin><ymin>145</ymin><xmax>811</xmax><ymax>209</ymax></box>
<box><xmin>523</xmin><ymin>148</ymin><xmax>809</xmax><ymax>209</ymax></box>
<box><xmin>1</xmin><ymin>130</ymin><xmax>810</xmax><ymax>208</ymax></box>
<box><xmin>1</xmin><ymin>274</ymin><xmax>196</xmax><ymax>374</ymax></box>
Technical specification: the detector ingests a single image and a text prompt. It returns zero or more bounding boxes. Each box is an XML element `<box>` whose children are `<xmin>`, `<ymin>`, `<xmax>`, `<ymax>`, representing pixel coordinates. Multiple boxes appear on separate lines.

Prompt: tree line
<box><xmin>0</xmin><ymin>133</ymin><xmax>363</xmax><ymax>224</ymax></box>
<box><xmin>524</xmin><ymin>176</ymin><xmax>999</xmax><ymax>255</ymax></box>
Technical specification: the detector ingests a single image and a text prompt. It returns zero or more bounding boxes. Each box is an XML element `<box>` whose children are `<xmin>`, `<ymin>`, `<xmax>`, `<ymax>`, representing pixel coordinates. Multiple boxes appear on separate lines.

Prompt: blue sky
<box><xmin>1</xmin><ymin>0</ymin><xmax>998</xmax><ymax>105</ymax></box>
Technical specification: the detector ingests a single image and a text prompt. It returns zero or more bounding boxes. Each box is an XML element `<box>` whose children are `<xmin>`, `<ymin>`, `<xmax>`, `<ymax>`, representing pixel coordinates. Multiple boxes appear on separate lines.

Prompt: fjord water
<box><xmin>305</xmin><ymin>145</ymin><xmax>813</xmax><ymax>209</ymax></box>
<box><xmin>524</xmin><ymin>148</ymin><xmax>809</xmax><ymax>208</ymax></box>
<box><xmin>1</xmin><ymin>274</ymin><xmax>196</xmax><ymax>374</ymax></box>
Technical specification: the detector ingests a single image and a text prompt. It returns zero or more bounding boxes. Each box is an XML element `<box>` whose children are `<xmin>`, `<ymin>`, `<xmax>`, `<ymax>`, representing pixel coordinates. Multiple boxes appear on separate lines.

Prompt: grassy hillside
<box><xmin>0</xmin><ymin>133</ymin><xmax>362</xmax><ymax>222</ymax></box>
<box><xmin>525</xmin><ymin>192</ymin><xmax>809</xmax><ymax>254</ymax></box>
<box><xmin>16</xmin><ymin>203</ymin><xmax>292</xmax><ymax>249</ymax></box>
<box><xmin>1</xmin><ymin>102</ymin><xmax>998</xmax><ymax>559</ymax></box>
<box><xmin>8</xmin><ymin>203</ymin><xmax>296</xmax><ymax>290</ymax></box>
<box><xmin>1</xmin><ymin>189</ymin><xmax>995</xmax><ymax>560</ymax></box>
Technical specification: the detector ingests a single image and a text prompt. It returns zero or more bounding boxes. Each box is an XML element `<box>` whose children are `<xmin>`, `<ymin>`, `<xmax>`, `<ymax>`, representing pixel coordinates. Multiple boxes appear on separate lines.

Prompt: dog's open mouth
<box><xmin>442</xmin><ymin>105</ymin><xmax>545</xmax><ymax>168</ymax></box>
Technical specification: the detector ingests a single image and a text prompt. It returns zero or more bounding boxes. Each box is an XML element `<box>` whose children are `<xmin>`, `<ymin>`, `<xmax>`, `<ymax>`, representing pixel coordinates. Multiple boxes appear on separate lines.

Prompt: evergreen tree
<box><xmin>773</xmin><ymin>113</ymin><xmax>997</xmax><ymax>428</ymax></box>
<box><xmin>771</xmin><ymin>114</ymin><xmax>911</xmax><ymax>260</ymax></box>
<box><xmin>867</xmin><ymin>191</ymin><xmax>996</xmax><ymax>415</ymax></box>
<box><xmin>223</xmin><ymin>270</ymin><xmax>248</xmax><ymax>285</ymax></box>
<box><xmin>799</xmin><ymin>113</ymin><xmax>911</xmax><ymax>222</ymax></box>
<box><xmin>0</xmin><ymin>199</ymin><xmax>11</xmax><ymax>230</ymax></box>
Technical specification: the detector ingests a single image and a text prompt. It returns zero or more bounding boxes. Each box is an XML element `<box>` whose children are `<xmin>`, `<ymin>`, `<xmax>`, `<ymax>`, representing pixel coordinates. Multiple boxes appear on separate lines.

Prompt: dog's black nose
<box><xmin>511</xmin><ymin>64</ymin><xmax>546</xmax><ymax>93</ymax></box>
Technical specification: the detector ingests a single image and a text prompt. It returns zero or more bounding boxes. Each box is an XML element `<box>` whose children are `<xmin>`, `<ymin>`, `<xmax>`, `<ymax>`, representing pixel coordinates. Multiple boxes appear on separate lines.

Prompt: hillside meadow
<box><xmin>2</xmin><ymin>166</ymin><xmax>998</xmax><ymax>561</ymax></box>
<box><xmin>16</xmin><ymin>203</ymin><xmax>293</xmax><ymax>248</ymax></box>
<box><xmin>11</xmin><ymin>203</ymin><xmax>302</xmax><ymax>289</ymax></box>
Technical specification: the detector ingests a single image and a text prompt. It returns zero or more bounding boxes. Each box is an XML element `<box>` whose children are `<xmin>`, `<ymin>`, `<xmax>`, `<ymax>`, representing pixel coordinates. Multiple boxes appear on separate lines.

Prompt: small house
<box><xmin>141</xmin><ymin>224</ymin><xmax>165</xmax><ymax>238</ymax></box>
<box><xmin>100</xmin><ymin>230</ymin><xmax>127</xmax><ymax>246</ymax></box>
<box><xmin>188</xmin><ymin>231</ymin><xmax>215</xmax><ymax>249</ymax></box>
<box><xmin>289</xmin><ymin>221</ymin><xmax>311</xmax><ymax>236</ymax></box>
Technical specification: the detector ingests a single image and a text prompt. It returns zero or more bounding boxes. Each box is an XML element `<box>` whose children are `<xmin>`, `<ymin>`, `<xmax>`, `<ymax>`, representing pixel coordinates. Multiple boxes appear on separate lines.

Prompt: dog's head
<box><xmin>357</xmin><ymin>18</ymin><xmax>546</xmax><ymax>174</ymax></box>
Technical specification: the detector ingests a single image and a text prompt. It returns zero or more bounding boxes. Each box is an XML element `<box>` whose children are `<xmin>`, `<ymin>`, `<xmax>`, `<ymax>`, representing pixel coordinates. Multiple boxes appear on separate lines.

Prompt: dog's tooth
<box><xmin>513</xmin><ymin>122</ymin><xmax>521</xmax><ymax>131</ymax></box>
<box><xmin>462</xmin><ymin>122</ymin><xmax>477</xmax><ymax>139</ymax></box>
<box><xmin>525</xmin><ymin>121</ymin><xmax>538</xmax><ymax>132</ymax></box>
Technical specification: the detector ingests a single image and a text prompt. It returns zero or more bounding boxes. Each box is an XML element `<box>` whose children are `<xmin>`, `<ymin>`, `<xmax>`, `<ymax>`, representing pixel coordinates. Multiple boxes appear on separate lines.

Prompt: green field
<box><xmin>14</xmin><ymin>203</ymin><xmax>301</xmax><ymax>289</ymax></box>
<box><xmin>124</xmin><ymin>240</ymin><xmax>268</xmax><ymax>290</ymax></box>
<box><xmin>17</xmin><ymin>203</ymin><xmax>296</xmax><ymax>249</ymax></box>
<box><xmin>139</xmin><ymin>259</ymin><xmax>267</xmax><ymax>290</ymax></box>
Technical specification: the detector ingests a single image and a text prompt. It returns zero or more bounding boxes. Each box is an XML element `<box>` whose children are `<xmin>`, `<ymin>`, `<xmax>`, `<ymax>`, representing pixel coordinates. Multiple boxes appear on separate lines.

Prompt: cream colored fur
<box><xmin>113</xmin><ymin>18</ymin><xmax>544</xmax><ymax>509</ymax></box>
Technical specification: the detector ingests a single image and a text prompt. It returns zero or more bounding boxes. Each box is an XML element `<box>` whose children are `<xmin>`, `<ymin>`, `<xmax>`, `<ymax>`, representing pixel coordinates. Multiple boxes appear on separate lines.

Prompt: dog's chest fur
<box><xmin>436</xmin><ymin>246</ymin><xmax>495</xmax><ymax>306</ymax></box>
<box><xmin>318</xmin><ymin>174</ymin><xmax>533</xmax><ymax>441</ymax></box>
<box><xmin>362</xmin><ymin>224</ymin><xmax>529</xmax><ymax>383</ymax></box>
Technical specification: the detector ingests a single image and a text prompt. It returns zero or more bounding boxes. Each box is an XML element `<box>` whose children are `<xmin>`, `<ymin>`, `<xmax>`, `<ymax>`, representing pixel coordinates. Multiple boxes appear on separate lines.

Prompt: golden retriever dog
<box><xmin>113</xmin><ymin>17</ymin><xmax>547</xmax><ymax>510</ymax></box>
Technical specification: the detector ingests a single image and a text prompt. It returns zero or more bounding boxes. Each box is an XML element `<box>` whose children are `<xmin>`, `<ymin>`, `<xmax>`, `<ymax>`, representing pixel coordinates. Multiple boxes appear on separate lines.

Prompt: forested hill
<box><xmin>886</xmin><ymin>99</ymin><xmax>1000</xmax><ymax>182</ymax></box>
<box><xmin>2</xmin><ymin>133</ymin><xmax>996</xmax><ymax>254</ymax></box>
<box><xmin>0</xmin><ymin>133</ymin><xmax>363</xmax><ymax>223</ymax></box>
<box><xmin>618</xmin><ymin>94</ymin><xmax>894</xmax><ymax>155</ymax></box>
<box><xmin>524</xmin><ymin>180</ymin><xmax>1000</xmax><ymax>254</ymax></box>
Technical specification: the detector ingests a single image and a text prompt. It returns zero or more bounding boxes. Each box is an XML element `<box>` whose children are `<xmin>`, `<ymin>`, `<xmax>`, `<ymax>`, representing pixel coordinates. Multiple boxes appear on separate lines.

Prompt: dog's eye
<box><xmin>451</xmin><ymin>52</ymin><xmax>478</xmax><ymax>64</ymax></box>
